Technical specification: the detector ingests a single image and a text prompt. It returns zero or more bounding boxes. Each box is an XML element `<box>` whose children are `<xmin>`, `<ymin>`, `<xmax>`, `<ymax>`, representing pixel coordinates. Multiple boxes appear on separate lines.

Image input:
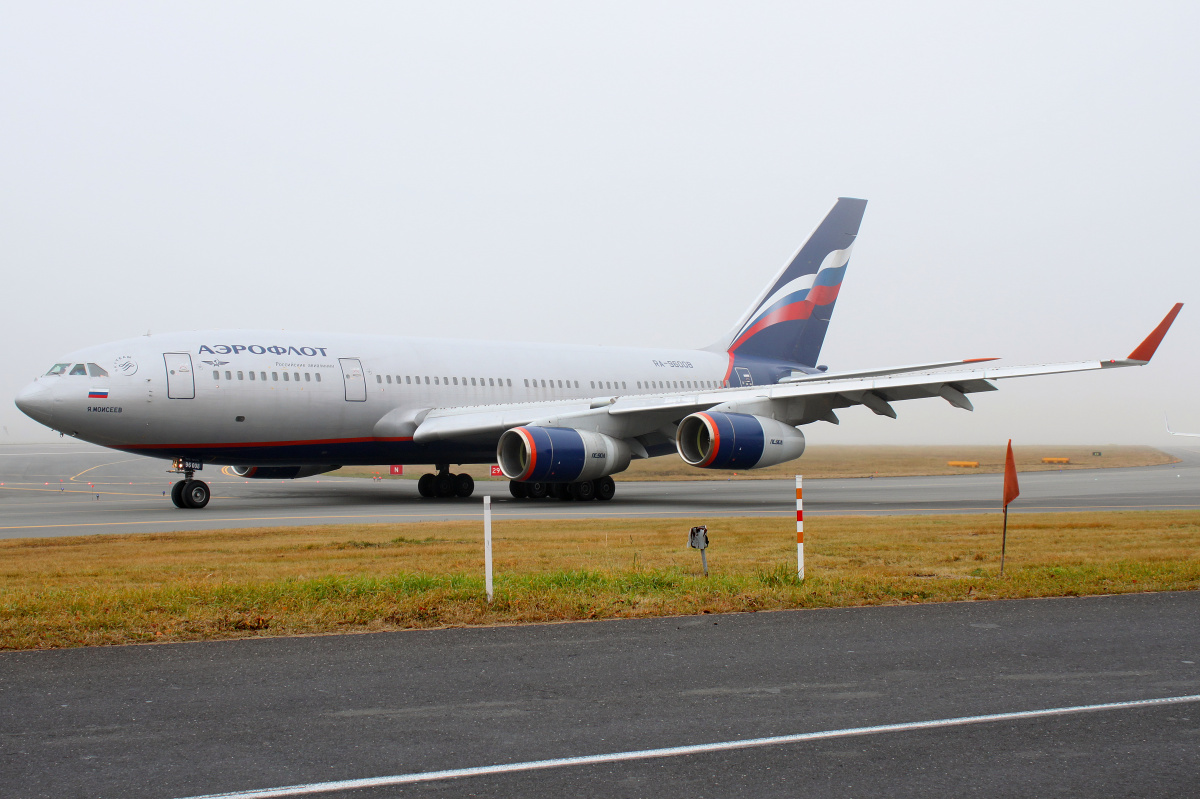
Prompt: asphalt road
<box><xmin>2</xmin><ymin>443</ymin><xmax>1200</xmax><ymax>539</ymax></box>
<box><xmin>2</xmin><ymin>592</ymin><xmax>1198</xmax><ymax>798</ymax></box>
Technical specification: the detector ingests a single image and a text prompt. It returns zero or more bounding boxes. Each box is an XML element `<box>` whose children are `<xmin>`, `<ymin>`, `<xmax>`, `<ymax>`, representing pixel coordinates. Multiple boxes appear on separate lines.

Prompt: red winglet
<box><xmin>1127</xmin><ymin>303</ymin><xmax>1184</xmax><ymax>362</ymax></box>
<box><xmin>962</xmin><ymin>357</ymin><xmax>999</xmax><ymax>364</ymax></box>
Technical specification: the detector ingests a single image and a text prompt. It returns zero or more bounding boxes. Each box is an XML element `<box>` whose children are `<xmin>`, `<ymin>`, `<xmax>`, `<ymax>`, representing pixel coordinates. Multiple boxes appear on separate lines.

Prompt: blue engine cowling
<box><xmin>497</xmin><ymin>427</ymin><xmax>632</xmax><ymax>482</ymax></box>
<box><xmin>676</xmin><ymin>412</ymin><xmax>805</xmax><ymax>469</ymax></box>
<box><xmin>229</xmin><ymin>465</ymin><xmax>340</xmax><ymax>479</ymax></box>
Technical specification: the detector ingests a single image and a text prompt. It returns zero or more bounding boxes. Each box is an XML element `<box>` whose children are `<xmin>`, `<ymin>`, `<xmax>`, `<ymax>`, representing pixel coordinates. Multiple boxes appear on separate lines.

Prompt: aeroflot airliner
<box><xmin>14</xmin><ymin>198</ymin><xmax>1183</xmax><ymax>509</ymax></box>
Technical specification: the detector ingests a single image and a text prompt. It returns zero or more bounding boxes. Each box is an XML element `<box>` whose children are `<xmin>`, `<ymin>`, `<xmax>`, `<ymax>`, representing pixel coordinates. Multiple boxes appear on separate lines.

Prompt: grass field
<box><xmin>331</xmin><ymin>445</ymin><xmax>1176</xmax><ymax>482</ymax></box>
<box><xmin>3</xmin><ymin>510</ymin><xmax>1198</xmax><ymax>650</ymax></box>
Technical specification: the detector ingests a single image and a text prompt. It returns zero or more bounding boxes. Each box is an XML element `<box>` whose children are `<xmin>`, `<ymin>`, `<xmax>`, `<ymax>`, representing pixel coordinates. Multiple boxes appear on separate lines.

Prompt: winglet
<box><xmin>1126</xmin><ymin>303</ymin><xmax>1183</xmax><ymax>362</ymax></box>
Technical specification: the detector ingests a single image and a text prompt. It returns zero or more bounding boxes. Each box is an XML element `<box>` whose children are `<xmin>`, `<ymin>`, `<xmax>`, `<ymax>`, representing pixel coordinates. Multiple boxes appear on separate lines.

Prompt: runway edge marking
<box><xmin>176</xmin><ymin>693</ymin><xmax>1200</xmax><ymax>799</ymax></box>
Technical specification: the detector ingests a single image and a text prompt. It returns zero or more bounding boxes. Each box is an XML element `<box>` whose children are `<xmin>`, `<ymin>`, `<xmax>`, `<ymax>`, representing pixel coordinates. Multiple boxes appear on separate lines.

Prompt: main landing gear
<box><xmin>416</xmin><ymin>465</ymin><xmax>475</xmax><ymax>499</ymax></box>
<box><xmin>508</xmin><ymin>476</ymin><xmax>615</xmax><ymax>501</ymax></box>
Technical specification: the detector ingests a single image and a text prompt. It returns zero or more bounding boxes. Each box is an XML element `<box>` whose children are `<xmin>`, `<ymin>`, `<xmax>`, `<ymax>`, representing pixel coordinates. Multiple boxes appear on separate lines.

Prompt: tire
<box><xmin>170</xmin><ymin>480</ymin><xmax>187</xmax><ymax>508</ymax></box>
<box><xmin>417</xmin><ymin>473</ymin><xmax>435</xmax><ymax>498</ymax></box>
<box><xmin>182</xmin><ymin>480</ymin><xmax>210</xmax><ymax>509</ymax></box>
<box><xmin>550</xmin><ymin>482</ymin><xmax>571</xmax><ymax>500</ymax></box>
<box><xmin>594</xmin><ymin>476</ymin><xmax>616</xmax><ymax>501</ymax></box>
<box><xmin>509</xmin><ymin>481</ymin><xmax>528</xmax><ymax>499</ymax></box>
<box><xmin>454</xmin><ymin>473</ymin><xmax>475</xmax><ymax>498</ymax></box>
<box><xmin>570</xmin><ymin>480</ymin><xmax>595</xmax><ymax>501</ymax></box>
<box><xmin>434</xmin><ymin>472</ymin><xmax>455</xmax><ymax>498</ymax></box>
<box><xmin>526</xmin><ymin>481</ymin><xmax>548</xmax><ymax>499</ymax></box>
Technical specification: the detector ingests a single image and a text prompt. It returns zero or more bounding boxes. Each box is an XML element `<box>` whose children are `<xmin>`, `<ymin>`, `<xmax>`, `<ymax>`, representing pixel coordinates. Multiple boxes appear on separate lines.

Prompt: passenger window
<box><xmin>557</xmin><ymin>380</ymin><xmax>562</xmax><ymax>388</ymax></box>
<box><xmin>272</xmin><ymin>372</ymin><xmax>279</xmax><ymax>381</ymax></box>
<box><xmin>213</xmin><ymin>370</ymin><xmax>220</xmax><ymax>379</ymax></box>
<box><xmin>376</xmin><ymin>375</ymin><xmax>382</xmax><ymax>383</ymax></box>
<box><xmin>434</xmin><ymin>377</ymin><xmax>440</xmax><ymax>385</ymax></box>
<box><xmin>590</xmin><ymin>381</ymin><xmax>595</xmax><ymax>389</ymax></box>
<box><xmin>69</xmin><ymin>364</ymin><xmax>87</xmax><ymax>376</ymax></box>
<box><xmin>541</xmin><ymin>379</ymin><xmax>547</xmax><ymax>387</ymax></box>
<box><xmin>87</xmin><ymin>363</ymin><xmax>109</xmax><ymax>377</ymax></box>
<box><xmin>452</xmin><ymin>377</ymin><xmax>458</xmax><ymax>385</ymax></box>
<box><xmin>283</xmin><ymin>372</ymin><xmax>290</xmax><ymax>382</ymax></box>
<box><xmin>622</xmin><ymin>382</ymin><xmax>626</xmax><ymax>389</ymax></box>
<box><xmin>315</xmin><ymin>373</ymin><xmax>321</xmax><ymax>382</ymax></box>
<box><xmin>305</xmin><ymin>373</ymin><xmax>311</xmax><ymax>382</ymax></box>
<box><xmin>424</xmin><ymin>376</ymin><xmax>430</xmax><ymax>384</ymax></box>
<box><xmin>46</xmin><ymin>363</ymin><xmax>70</xmax><ymax>376</ymax></box>
<box><xmin>508</xmin><ymin>379</ymin><xmax>513</xmax><ymax>387</ymax></box>
<box><xmin>261</xmin><ymin>372</ymin><xmax>267</xmax><ymax>381</ymax></box>
<box><xmin>249</xmin><ymin>371</ymin><xmax>256</xmax><ymax>381</ymax></box>
<box><xmin>226</xmin><ymin>371</ymin><xmax>232</xmax><ymax>380</ymax></box>
<box><xmin>524</xmin><ymin>379</ymin><xmax>529</xmax><ymax>387</ymax></box>
<box><xmin>405</xmin><ymin>376</ymin><xmax>411</xmax><ymax>384</ymax></box>
<box><xmin>386</xmin><ymin>375</ymin><xmax>392</xmax><ymax>384</ymax></box>
<box><xmin>471</xmin><ymin>378</ymin><xmax>477</xmax><ymax>386</ymax></box>
<box><xmin>489</xmin><ymin>378</ymin><xmax>494</xmax><ymax>386</ymax></box>
<box><xmin>238</xmin><ymin>371</ymin><xmax>244</xmax><ymax>380</ymax></box>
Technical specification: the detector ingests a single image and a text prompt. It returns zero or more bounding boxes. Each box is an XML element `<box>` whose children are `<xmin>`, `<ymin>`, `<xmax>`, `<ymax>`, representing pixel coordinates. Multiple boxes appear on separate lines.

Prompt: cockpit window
<box><xmin>45</xmin><ymin>363</ymin><xmax>70</xmax><ymax>376</ymax></box>
<box><xmin>87</xmin><ymin>363</ymin><xmax>109</xmax><ymax>377</ymax></box>
<box><xmin>69</xmin><ymin>364</ymin><xmax>88</xmax><ymax>376</ymax></box>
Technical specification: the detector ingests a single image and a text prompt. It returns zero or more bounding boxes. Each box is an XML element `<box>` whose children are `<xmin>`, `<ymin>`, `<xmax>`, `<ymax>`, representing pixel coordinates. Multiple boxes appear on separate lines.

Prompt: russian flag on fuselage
<box><xmin>728</xmin><ymin>197</ymin><xmax>866</xmax><ymax>367</ymax></box>
<box><xmin>88</xmin><ymin>389</ymin><xmax>109</xmax><ymax>399</ymax></box>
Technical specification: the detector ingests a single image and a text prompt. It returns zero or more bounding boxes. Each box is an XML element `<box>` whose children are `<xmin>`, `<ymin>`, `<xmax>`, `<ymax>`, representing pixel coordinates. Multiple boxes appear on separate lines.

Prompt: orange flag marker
<box><xmin>1001</xmin><ymin>439</ymin><xmax>1019</xmax><ymax>575</ymax></box>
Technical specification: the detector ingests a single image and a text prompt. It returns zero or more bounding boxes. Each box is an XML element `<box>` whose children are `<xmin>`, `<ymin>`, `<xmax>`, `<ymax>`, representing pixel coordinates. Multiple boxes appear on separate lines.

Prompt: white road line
<box><xmin>176</xmin><ymin>693</ymin><xmax>1200</xmax><ymax>799</ymax></box>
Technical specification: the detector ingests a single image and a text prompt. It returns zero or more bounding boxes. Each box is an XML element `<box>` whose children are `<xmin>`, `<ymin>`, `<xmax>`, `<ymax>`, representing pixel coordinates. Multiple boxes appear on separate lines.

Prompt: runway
<box><xmin>2</xmin><ymin>442</ymin><xmax>1200</xmax><ymax>538</ymax></box>
<box><xmin>2</xmin><ymin>591</ymin><xmax>1197</xmax><ymax>798</ymax></box>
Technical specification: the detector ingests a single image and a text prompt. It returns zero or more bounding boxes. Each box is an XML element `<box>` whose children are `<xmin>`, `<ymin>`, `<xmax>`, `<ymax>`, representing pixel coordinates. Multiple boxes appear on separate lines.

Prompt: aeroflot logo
<box><xmin>198</xmin><ymin>344</ymin><xmax>330</xmax><ymax>357</ymax></box>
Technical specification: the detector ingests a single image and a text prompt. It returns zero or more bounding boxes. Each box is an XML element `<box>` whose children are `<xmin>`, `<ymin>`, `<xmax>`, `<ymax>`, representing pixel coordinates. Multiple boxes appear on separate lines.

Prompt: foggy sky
<box><xmin>2</xmin><ymin>2</ymin><xmax>1197</xmax><ymax>448</ymax></box>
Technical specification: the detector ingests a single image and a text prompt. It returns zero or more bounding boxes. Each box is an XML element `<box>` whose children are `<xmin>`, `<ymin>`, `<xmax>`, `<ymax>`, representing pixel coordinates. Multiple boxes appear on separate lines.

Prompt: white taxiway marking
<box><xmin>177</xmin><ymin>693</ymin><xmax>1200</xmax><ymax>799</ymax></box>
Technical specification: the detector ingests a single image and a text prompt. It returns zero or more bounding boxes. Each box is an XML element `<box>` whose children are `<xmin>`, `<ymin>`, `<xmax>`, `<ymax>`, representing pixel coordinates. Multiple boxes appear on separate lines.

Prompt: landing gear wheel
<box><xmin>417</xmin><ymin>473</ymin><xmax>435</xmax><ymax>498</ymax></box>
<box><xmin>570</xmin><ymin>480</ymin><xmax>596</xmax><ymax>501</ymax></box>
<box><xmin>434</xmin><ymin>472</ymin><xmax>455</xmax><ymax>498</ymax></box>
<box><xmin>509</xmin><ymin>480</ymin><xmax>528</xmax><ymax>499</ymax></box>
<box><xmin>170</xmin><ymin>480</ymin><xmax>188</xmax><ymax>508</ymax></box>
<box><xmin>550</xmin><ymin>483</ymin><xmax>571</xmax><ymax>500</ymax></box>
<box><xmin>526</xmin><ymin>481</ymin><xmax>548</xmax><ymax>499</ymax></box>
<box><xmin>182</xmin><ymin>480</ymin><xmax>210</xmax><ymax>509</ymax></box>
<box><xmin>454</xmin><ymin>473</ymin><xmax>475</xmax><ymax>498</ymax></box>
<box><xmin>594</xmin><ymin>476</ymin><xmax>616</xmax><ymax>501</ymax></box>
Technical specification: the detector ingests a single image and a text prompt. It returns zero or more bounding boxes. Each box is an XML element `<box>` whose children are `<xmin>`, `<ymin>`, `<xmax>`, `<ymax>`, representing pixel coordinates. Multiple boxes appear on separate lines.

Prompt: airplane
<box><xmin>13</xmin><ymin>197</ymin><xmax>1183</xmax><ymax>510</ymax></box>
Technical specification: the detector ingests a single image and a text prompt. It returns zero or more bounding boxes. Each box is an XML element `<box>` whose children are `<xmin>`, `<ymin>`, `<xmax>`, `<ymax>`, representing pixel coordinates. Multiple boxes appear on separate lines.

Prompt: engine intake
<box><xmin>497</xmin><ymin>427</ymin><xmax>631</xmax><ymax>483</ymax></box>
<box><xmin>676</xmin><ymin>412</ymin><xmax>805</xmax><ymax>470</ymax></box>
<box><xmin>229</xmin><ymin>465</ymin><xmax>341</xmax><ymax>479</ymax></box>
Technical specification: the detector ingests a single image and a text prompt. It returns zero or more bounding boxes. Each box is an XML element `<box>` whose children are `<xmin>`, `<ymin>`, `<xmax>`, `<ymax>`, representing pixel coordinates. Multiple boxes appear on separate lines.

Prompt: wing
<box><xmin>410</xmin><ymin>304</ymin><xmax>1183</xmax><ymax>453</ymax></box>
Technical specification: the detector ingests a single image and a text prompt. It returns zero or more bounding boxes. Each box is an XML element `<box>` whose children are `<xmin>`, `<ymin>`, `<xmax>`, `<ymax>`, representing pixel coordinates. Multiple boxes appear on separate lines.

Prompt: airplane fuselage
<box><xmin>17</xmin><ymin>330</ymin><xmax>751</xmax><ymax>467</ymax></box>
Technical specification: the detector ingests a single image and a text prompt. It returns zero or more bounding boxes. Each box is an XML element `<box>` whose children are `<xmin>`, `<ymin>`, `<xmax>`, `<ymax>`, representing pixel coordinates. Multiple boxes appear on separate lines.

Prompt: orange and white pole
<box><xmin>796</xmin><ymin>475</ymin><xmax>804</xmax><ymax>580</ymax></box>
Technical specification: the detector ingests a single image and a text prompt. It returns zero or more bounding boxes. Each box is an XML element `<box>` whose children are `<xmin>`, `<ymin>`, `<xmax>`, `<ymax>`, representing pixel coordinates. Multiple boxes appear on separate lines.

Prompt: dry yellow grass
<box><xmin>332</xmin><ymin>445</ymin><xmax>1175</xmax><ymax>482</ymax></box>
<box><xmin>2</xmin><ymin>511</ymin><xmax>1198</xmax><ymax>650</ymax></box>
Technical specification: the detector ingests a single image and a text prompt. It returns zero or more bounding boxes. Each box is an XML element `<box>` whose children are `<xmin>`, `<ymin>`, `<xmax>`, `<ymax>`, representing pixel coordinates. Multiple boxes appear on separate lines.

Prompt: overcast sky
<box><xmin>2</xmin><ymin>2</ymin><xmax>1197</xmax><ymax>448</ymax></box>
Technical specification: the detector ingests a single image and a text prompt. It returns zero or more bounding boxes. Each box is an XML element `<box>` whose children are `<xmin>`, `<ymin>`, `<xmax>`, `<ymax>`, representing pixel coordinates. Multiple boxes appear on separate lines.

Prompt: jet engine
<box><xmin>676</xmin><ymin>412</ymin><xmax>805</xmax><ymax>470</ymax></box>
<box><xmin>497</xmin><ymin>426</ymin><xmax>632</xmax><ymax>483</ymax></box>
<box><xmin>229</xmin><ymin>465</ymin><xmax>341</xmax><ymax>479</ymax></box>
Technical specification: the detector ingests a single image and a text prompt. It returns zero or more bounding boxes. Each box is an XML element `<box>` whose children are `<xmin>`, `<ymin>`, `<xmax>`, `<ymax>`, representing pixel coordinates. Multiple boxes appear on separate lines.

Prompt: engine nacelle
<box><xmin>676</xmin><ymin>412</ymin><xmax>805</xmax><ymax>470</ymax></box>
<box><xmin>497</xmin><ymin>427</ymin><xmax>632</xmax><ymax>483</ymax></box>
<box><xmin>229</xmin><ymin>465</ymin><xmax>341</xmax><ymax>479</ymax></box>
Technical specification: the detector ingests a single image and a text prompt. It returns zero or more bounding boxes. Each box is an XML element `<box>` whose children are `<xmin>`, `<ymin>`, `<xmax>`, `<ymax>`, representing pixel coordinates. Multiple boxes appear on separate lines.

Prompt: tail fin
<box><xmin>715</xmin><ymin>197</ymin><xmax>867</xmax><ymax>367</ymax></box>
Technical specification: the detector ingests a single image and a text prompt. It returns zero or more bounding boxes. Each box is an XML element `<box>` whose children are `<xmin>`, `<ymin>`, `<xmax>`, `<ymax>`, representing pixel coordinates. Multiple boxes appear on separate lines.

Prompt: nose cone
<box><xmin>15</xmin><ymin>382</ymin><xmax>54</xmax><ymax>427</ymax></box>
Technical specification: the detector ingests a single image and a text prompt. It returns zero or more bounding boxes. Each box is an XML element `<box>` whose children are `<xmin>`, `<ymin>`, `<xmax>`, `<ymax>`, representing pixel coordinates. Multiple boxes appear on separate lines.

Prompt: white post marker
<box><xmin>796</xmin><ymin>475</ymin><xmax>804</xmax><ymax>580</ymax></box>
<box><xmin>483</xmin><ymin>495</ymin><xmax>493</xmax><ymax>603</ymax></box>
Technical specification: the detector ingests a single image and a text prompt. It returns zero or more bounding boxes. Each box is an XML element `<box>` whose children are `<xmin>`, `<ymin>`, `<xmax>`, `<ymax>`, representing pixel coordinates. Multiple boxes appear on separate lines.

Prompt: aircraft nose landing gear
<box><xmin>169</xmin><ymin>458</ymin><xmax>210</xmax><ymax>509</ymax></box>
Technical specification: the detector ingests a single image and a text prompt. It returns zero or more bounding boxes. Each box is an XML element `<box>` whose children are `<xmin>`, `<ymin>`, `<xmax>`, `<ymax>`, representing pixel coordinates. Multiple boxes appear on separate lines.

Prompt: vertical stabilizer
<box><xmin>715</xmin><ymin>197</ymin><xmax>867</xmax><ymax>367</ymax></box>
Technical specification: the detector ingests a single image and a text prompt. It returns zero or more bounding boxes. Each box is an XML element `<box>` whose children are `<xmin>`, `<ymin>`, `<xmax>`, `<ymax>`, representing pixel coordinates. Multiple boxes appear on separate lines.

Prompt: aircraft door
<box><xmin>339</xmin><ymin>358</ymin><xmax>367</xmax><ymax>402</ymax></box>
<box><xmin>734</xmin><ymin>367</ymin><xmax>754</xmax><ymax>387</ymax></box>
<box><xmin>164</xmin><ymin>353</ymin><xmax>196</xmax><ymax>399</ymax></box>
